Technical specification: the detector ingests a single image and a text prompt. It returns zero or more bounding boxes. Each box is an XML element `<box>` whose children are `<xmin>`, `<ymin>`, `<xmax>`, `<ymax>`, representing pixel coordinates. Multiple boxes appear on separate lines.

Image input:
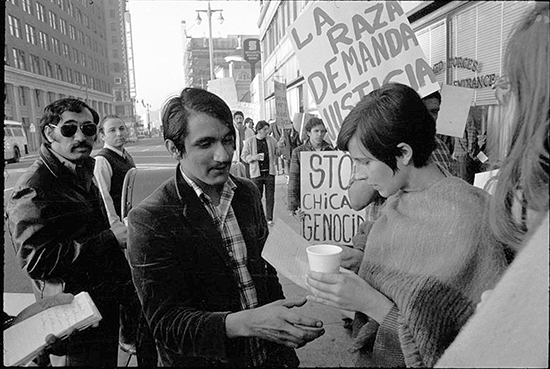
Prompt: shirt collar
<box><xmin>104</xmin><ymin>143</ymin><xmax>125</xmax><ymax>157</ymax></box>
<box><xmin>49</xmin><ymin>148</ymin><xmax>77</xmax><ymax>173</ymax></box>
<box><xmin>179</xmin><ymin>166</ymin><xmax>236</xmax><ymax>204</ymax></box>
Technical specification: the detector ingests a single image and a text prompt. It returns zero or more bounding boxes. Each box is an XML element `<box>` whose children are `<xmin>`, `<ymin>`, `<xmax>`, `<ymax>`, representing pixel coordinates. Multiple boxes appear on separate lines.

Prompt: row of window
<box><xmin>8</xmin><ymin>12</ymin><xmax>108</xmax><ymax>61</ymax></box>
<box><xmin>8</xmin><ymin>46</ymin><xmax>112</xmax><ymax>95</ymax></box>
<box><xmin>8</xmin><ymin>0</ymin><xmax>107</xmax><ymax>39</ymax></box>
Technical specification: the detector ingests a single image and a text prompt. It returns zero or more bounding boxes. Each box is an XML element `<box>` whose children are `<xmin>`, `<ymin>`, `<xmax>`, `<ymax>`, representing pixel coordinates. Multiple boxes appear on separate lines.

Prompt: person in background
<box><xmin>6</xmin><ymin>98</ymin><xmax>135</xmax><ymax>366</ymax></box>
<box><xmin>272</xmin><ymin>121</ymin><xmax>302</xmax><ymax>177</ymax></box>
<box><xmin>454</xmin><ymin>109</ymin><xmax>481</xmax><ymax>184</ymax></box>
<box><xmin>422</xmin><ymin>91</ymin><xmax>459</xmax><ymax>177</ymax></box>
<box><xmin>437</xmin><ymin>3</ymin><xmax>549</xmax><ymax>366</ymax></box>
<box><xmin>242</xmin><ymin>120</ymin><xmax>284</xmax><ymax>226</ymax></box>
<box><xmin>245</xmin><ymin>117</ymin><xmax>255</xmax><ymax>131</ymax></box>
<box><xmin>287</xmin><ymin>117</ymin><xmax>334</xmax><ymax>216</ymax></box>
<box><xmin>232</xmin><ymin>111</ymin><xmax>254</xmax><ymax>179</ymax></box>
<box><xmin>306</xmin><ymin>83</ymin><xmax>508</xmax><ymax>367</ymax></box>
<box><xmin>127</xmin><ymin>88</ymin><xmax>324</xmax><ymax>367</ymax></box>
<box><xmin>93</xmin><ymin>115</ymin><xmax>157</xmax><ymax>366</ymax></box>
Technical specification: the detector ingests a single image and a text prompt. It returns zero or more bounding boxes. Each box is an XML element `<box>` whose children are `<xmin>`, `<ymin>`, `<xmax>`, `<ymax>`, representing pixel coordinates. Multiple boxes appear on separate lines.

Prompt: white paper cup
<box><xmin>306</xmin><ymin>245</ymin><xmax>342</xmax><ymax>273</ymax></box>
<box><xmin>258</xmin><ymin>153</ymin><xmax>264</xmax><ymax>161</ymax></box>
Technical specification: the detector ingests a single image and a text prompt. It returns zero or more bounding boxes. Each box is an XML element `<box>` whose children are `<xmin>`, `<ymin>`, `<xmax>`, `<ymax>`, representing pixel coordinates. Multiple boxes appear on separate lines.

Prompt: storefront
<box><xmin>411</xmin><ymin>1</ymin><xmax>534</xmax><ymax>164</ymax></box>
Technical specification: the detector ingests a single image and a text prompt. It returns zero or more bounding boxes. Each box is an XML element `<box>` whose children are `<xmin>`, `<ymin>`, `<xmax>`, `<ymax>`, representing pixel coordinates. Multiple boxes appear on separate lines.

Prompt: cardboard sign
<box><xmin>289</xmin><ymin>1</ymin><xmax>439</xmax><ymax>142</ymax></box>
<box><xmin>234</xmin><ymin>101</ymin><xmax>260</xmax><ymax>122</ymax></box>
<box><xmin>437</xmin><ymin>84</ymin><xmax>475</xmax><ymax>137</ymax></box>
<box><xmin>300</xmin><ymin>151</ymin><xmax>365</xmax><ymax>244</ymax></box>
<box><xmin>293</xmin><ymin>112</ymin><xmax>314</xmax><ymax>141</ymax></box>
<box><xmin>274</xmin><ymin>80</ymin><xmax>293</xmax><ymax>129</ymax></box>
<box><xmin>207</xmin><ymin>78</ymin><xmax>238</xmax><ymax>107</ymax></box>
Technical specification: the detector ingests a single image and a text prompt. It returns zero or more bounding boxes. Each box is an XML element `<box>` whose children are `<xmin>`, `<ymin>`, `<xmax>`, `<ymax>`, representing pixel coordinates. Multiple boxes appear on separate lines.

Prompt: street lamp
<box><xmin>196</xmin><ymin>1</ymin><xmax>224</xmax><ymax>81</ymax></box>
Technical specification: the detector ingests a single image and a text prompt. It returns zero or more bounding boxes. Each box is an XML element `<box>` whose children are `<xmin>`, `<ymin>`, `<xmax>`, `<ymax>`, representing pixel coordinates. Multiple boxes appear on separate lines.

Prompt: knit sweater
<box><xmin>352</xmin><ymin>177</ymin><xmax>508</xmax><ymax>367</ymax></box>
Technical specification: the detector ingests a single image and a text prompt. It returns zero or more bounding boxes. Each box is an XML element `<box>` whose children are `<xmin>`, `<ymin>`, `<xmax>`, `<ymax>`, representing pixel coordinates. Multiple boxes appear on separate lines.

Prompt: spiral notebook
<box><xmin>3</xmin><ymin>291</ymin><xmax>102</xmax><ymax>367</ymax></box>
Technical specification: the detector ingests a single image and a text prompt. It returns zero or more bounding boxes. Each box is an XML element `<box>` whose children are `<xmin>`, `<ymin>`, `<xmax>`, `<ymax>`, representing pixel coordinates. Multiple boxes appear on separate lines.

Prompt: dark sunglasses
<box><xmin>49</xmin><ymin>123</ymin><xmax>97</xmax><ymax>137</ymax></box>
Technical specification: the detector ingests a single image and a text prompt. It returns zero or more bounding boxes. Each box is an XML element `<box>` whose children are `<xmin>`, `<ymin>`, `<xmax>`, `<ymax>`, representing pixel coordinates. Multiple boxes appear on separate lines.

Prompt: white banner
<box><xmin>300</xmin><ymin>151</ymin><xmax>364</xmax><ymax>244</ymax></box>
<box><xmin>289</xmin><ymin>1</ymin><xmax>439</xmax><ymax>142</ymax></box>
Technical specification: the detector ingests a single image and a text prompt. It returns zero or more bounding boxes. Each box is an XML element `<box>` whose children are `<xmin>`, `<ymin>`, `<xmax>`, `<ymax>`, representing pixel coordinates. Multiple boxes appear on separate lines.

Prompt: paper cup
<box><xmin>306</xmin><ymin>245</ymin><xmax>342</xmax><ymax>273</ymax></box>
<box><xmin>258</xmin><ymin>153</ymin><xmax>264</xmax><ymax>161</ymax></box>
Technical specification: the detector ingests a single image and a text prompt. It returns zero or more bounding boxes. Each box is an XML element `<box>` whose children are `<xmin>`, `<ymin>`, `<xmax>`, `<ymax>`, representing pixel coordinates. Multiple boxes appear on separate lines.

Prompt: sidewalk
<box><xmin>270</xmin><ymin>174</ymin><xmax>356</xmax><ymax>367</ymax></box>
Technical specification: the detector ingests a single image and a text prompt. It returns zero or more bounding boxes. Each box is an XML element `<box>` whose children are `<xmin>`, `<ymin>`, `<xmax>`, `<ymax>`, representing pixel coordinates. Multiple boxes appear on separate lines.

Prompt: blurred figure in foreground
<box><xmin>437</xmin><ymin>3</ymin><xmax>549</xmax><ymax>367</ymax></box>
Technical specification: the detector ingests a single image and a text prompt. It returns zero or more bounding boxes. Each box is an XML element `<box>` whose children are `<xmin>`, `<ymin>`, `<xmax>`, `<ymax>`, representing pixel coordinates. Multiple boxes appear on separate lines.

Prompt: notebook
<box><xmin>3</xmin><ymin>291</ymin><xmax>102</xmax><ymax>367</ymax></box>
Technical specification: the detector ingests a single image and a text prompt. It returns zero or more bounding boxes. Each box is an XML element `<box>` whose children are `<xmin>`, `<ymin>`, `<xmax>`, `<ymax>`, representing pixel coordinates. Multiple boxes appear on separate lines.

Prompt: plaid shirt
<box><xmin>454</xmin><ymin>115</ymin><xmax>479</xmax><ymax>160</ymax></box>
<box><xmin>180</xmin><ymin>170</ymin><xmax>267</xmax><ymax>366</ymax></box>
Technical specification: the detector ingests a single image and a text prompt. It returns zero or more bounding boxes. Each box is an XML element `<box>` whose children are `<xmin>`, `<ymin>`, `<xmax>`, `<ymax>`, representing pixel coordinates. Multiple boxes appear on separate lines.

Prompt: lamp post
<box><xmin>195</xmin><ymin>1</ymin><xmax>224</xmax><ymax>81</ymax></box>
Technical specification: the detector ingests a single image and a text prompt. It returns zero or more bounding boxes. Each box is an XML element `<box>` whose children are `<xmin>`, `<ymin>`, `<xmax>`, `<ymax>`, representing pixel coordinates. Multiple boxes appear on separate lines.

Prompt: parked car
<box><xmin>4</xmin><ymin>121</ymin><xmax>28</xmax><ymax>163</ymax></box>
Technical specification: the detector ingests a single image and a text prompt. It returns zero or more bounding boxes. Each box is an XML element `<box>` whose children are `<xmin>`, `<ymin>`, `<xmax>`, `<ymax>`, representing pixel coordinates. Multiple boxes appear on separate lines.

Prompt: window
<box><xmin>69</xmin><ymin>25</ymin><xmax>76</xmax><ymax>40</ymax></box>
<box><xmin>60</xmin><ymin>18</ymin><xmax>67</xmax><ymax>35</ymax></box>
<box><xmin>113</xmin><ymin>63</ymin><xmax>121</xmax><ymax>72</ymax></box>
<box><xmin>57</xmin><ymin>0</ymin><xmax>65</xmax><ymax>11</ymax></box>
<box><xmin>12</xmin><ymin>48</ymin><xmax>26</xmax><ymax>70</ymax></box>
<box><xmin>19</xmin><ymin>87</ymin><xmax>28</xmax><ymax>106</ymax></box>
<box><xmin>22</xmin><ymin>0</ymin><xmax>32</xmax><ymax>14</ymax></box>
<box><xmin>78</xmin><ymin>30</ymin><xmax>84</xmax><ymax>45</ymax></box>
<box><xmin>86</xmin><ymin>35</ymin><xmax>91</xmax><ymax>48</ymax></box>
<box><xmin>80</xmin><ymin>51</ymin><xmax>86</xmax><ymax>66</ymax></box>
<box><xmin>35</xmin><ymin>89</ymin><xmax>42</xmax><ymax>107</ymax></box>
<box><xmin>76</xmin><ymin>9</ymin><xmax>82</xmax><ymax>23</ymax></box>
<box><xmin>30</xmin><ymin>54</ymin><xmax>41</xmax><ymax>74</ymax></box>
<box><xmin>110</xmin><ymin>9</ymin><xmax>116</xmax><ymax>18</ymax></box>
<box><xmin>56</xmin><ymin>64</ymin><xmax>64</xmax><ymax>81</ymax></box>
<box><xmin>39</xmin><ymin>31</ymin><xmax>50</xmax><ymax>51</ymax></box>
<box><xmin>112</xmin><ymin>49</ymin><xmax>119</xmax><ymax>58</ymax></box>
<box><xmin>67</xmin><ymin>1</ymin><xmax>74</xmax><ymax>17</ymax></box>
<box><xmin>49</xmin><ymin>11</ymin><xmax>58</xmax><ymax>29</ymax></box>
<box><xmin>51</xmin><ymin>37</ymin><xmax>61</xmax><ymax>55</ymax></box>
<box><xmin>36</xmin><ymin>3</ymin><xmax>46</xmax><ymax>22</ymax></box>
<box><xmin>25</xmin><ymin>24</ymin><xmax>36</xmax><ymax>45</ymax></box>
<box><xmin>8</xmin><ymin>15</ymin><xmax>22</xmax><ymax>38</ymax></box>
<box><xmin>48</xmin><ymin>92</ymin><xmax>56</xmax><ymax>104</ymax></box>
<box><xmin>63</xmin><ymin>43</ymin><xmax>70</xmax><ymax>58</ymax></box>
<box><xmin>111</xmin><ymin>36</ymin><xmax>118</xmax><ymax>44</ymax></box>
<box><xmin>115</xmin><ymin>90</ymin><xmax>123</xmax><ymax>101</ymax></box>
<box><xmin>44</xmin><ymin>60</ymin><xmax>53</xmax><ymax>78</ymax></box>
<box><xmin>66</xmin><ymin>67</ymin><xmax>73</xmax><ymax>83</ymax></box>
<box><xmin>111</xmin><ymin>22</ymin><xmax>117</xmax><ymax>31</ymax></box>
<box><xmin>84</xmin><ymin>15</ymin><xmax>89</xmax><ymax>28</ymax></box>
<box><xmin>72</xmin><ymin>48</ymin><xmax>79</xmax><ymax>63</ymax></box>
<box><xmin>115</xmin><ymin>77</ymin><xmax>122</xmax><ymax>84</ymax></box>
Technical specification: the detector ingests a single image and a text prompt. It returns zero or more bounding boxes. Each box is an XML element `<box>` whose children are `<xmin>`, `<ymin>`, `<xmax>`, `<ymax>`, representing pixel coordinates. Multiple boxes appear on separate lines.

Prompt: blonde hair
<box><xmin>489</xmin><ymin>2</ymin><xmax>549</xmax><ymax>250</ymax></box>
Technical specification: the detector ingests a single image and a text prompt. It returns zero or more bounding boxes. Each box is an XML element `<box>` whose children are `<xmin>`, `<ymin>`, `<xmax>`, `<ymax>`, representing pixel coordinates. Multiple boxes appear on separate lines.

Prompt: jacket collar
<box><xmin>39</xmin><ymin>144</ymin><xmax>96</xmax><ymax>187</ymax></box>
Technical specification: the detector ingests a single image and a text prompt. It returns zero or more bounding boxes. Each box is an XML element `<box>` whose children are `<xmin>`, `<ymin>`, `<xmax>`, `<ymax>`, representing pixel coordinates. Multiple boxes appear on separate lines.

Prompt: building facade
<box><xmin>4</xmin><ymin>0</ymin><xmax>136</xmax><ymax>151</ymax></box>
<box><xmin>257</xmin><ymin>0</ymin><xmax>533</xmax><ymax>164</ymax></box>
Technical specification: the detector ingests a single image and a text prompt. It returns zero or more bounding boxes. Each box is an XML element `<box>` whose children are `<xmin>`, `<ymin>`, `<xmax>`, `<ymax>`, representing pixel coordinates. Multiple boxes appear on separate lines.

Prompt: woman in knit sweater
<box><xmin>305</xmin><ymin>83</ymin><xmax>509</xmax><ymax>367</ymax></box>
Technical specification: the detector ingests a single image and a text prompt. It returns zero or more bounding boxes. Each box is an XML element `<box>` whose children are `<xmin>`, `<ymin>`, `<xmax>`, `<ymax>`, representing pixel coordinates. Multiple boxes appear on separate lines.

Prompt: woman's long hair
<box><xmin>489</xmin><ymin>2</ymin><xmax>549</xmax><ymax>250</ymax></box>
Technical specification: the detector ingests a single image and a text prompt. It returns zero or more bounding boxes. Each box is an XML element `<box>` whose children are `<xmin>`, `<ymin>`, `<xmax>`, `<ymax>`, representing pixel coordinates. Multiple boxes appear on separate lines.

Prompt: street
<box><xmin>3</xmin><ymin>137</ymin><xmax>355</xmax><ymax>367</ymax></box>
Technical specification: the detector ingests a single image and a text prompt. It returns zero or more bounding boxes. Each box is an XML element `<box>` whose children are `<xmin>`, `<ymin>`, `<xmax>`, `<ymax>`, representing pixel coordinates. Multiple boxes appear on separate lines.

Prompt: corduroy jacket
<box><xmin>127</xmin><ymin>166</ymin><xmax>299</xmax><ymax>367</ymax></box>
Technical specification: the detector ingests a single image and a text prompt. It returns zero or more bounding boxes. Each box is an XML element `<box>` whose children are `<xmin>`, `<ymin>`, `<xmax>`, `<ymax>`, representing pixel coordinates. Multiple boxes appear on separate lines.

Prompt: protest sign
<box><xmin>234</xmin><ymin>101</ymin><xmax>260</xmax><ymax>122</ymax></box>
<box><xmin>293</xmin><ymin>112</ymin><xmax>314</xmax><ymax>141</ymax></box>
<box><xmin>289</xmin><ymin>1</ymin><xmax>439</xmax><ymax>142</ymax></box>
<box><xmin>207</xmin><ymin>78</ymin><xmax>238</xmax><ymax>108</ymax></box>
<box><xmin>437</xmin><ymin>84</ymin><xmax>475</xmax><ymax>137</ymax></box>
<box><xmin>274</xmin><ymin>80</ymin><xmax>293</xmax><ymax>129</ymax></box>
<box><xmin>300</xmin><ymin>151</ymin><xmax>365</xmax><ymax>244</ymax></box>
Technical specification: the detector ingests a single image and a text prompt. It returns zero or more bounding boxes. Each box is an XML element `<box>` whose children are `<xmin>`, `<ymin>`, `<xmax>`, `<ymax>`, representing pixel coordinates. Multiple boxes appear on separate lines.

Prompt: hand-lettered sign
<box><xmin>289</xmin><ymin>1</ymin><xmax>439</xmax><ymax>142</ymax></box>
<box><xmin>274</xmin><ymin>80</ymin><xmax>293</xmax><ymax>129</ymax></box>
<box><xmin>436</xmin><ymin>84</ymin><xmax>475</xmax><ymax>138</ymax></box>
<box><xmin>300</xmin><ymin>151</ymin><xmax>364</xmax><ymax>244</ymax></box>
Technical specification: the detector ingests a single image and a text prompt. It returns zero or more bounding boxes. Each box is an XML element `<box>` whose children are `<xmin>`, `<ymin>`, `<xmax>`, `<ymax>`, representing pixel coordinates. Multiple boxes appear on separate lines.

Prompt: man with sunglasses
<box><xmin>6</xmin><ymin>98</ymin><xmax>136</xmax><ymax>366</ymax></box>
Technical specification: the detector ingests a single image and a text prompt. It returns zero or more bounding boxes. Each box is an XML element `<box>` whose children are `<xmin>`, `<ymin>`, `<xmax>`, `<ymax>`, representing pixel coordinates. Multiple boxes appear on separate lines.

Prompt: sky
<box><xmin>127</xmin><ymin>0</ymin><xmax>261</xmax><ymax>119</ymax></box>
<box><xmin>127</xmin><ymin>0</ymin><xmax>423</xmax><ymax>121</ymax></box>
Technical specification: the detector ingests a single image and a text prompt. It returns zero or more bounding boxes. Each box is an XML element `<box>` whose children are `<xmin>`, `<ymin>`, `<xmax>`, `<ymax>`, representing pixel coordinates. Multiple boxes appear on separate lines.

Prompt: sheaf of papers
<box><xmin>3</xmin><ymin>291</ymin><xmax>102</xmax><ymax>367</ymax></box>
<box><xmin>262</xmin><ymin>218</ymin><xmax>310</xmax><ymax>290</ymax></box>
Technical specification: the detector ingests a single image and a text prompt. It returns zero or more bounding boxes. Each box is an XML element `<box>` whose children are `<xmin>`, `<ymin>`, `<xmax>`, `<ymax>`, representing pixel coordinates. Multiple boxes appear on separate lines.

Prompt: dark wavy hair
<box><xmin>162</xmin><ymin>88</ymin><xmax>235</xmax><ymax>153</ymax></box>
<box><xmin>40</xmin><ymin>98</ymin><xmax>99</xmax><ymax>146</ymax></box>
<box><xmin>337</xmin><ymin>83</ymin><xmax>436</xmax><ymax>172</ymax></box>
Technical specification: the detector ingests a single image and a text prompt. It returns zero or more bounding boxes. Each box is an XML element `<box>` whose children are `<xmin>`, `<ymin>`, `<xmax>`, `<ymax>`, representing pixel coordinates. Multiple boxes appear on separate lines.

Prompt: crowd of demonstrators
<box><xmin>438</xmin><ymin>3</ymin><xmax>549</xmax><ymax>366</ymax></box>
<box><xmin>231</xmin><ymin>111</ymin><xmax>254</xmax><ymax>178</ymax></box>
<box><xmin>241</xmin><ymin>120</ymin><xmax>284</xmax><ymax>226</ymax></box>
<box><xmin>306</xmin><ymin>83</ymin><xmax>509</xmax><ymax>367</ymax></box>
<box><xmin>287</xmin><ymin>117</ymin><xmax>334</xmax><ymax>216</ymax></box>
<box><xmin>6</xmin><ymin>98</ymin><xmax>138</xmax><ymax>366</ymax></box>
<box><xmin>93</xmin><ymin>115</ymin><xmax>157</xmax><ymax>365</ymax></box>
<box><xmin>127</xmin><ymin>88</ymin><xmax>324</xmax><ymax>367</ymax></box>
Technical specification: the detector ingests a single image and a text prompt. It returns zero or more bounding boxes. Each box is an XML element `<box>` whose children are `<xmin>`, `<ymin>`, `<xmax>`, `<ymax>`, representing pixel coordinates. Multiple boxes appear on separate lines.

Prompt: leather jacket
<box><xmin>6</xmin><ymin>144</ymin><xmax>133</xmax><ymax>305</ymax></box>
